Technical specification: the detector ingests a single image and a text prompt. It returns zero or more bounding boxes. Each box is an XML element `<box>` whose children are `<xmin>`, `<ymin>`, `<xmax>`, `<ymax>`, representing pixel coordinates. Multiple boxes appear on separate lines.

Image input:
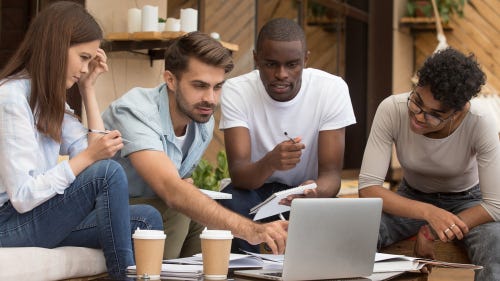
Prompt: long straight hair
<box><xmin>0</xmin><ymin>1</ymin><xmax>102</xmax><ymax>142</ymax></box>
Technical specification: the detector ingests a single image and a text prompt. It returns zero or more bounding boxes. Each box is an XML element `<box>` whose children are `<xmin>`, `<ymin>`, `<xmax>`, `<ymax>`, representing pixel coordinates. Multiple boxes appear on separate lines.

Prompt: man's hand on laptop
<box><xmin>245</xmin><ymin>220</ymin><xmax>288</xmax><ymax>254</ymax></box>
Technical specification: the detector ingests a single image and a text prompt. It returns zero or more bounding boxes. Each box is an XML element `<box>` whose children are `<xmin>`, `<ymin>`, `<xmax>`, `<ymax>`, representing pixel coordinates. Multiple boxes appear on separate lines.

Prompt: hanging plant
<box><xmin>406</xmin><ymin>0</ymin><xmax>466</xmax><ymax>24</ymax></box>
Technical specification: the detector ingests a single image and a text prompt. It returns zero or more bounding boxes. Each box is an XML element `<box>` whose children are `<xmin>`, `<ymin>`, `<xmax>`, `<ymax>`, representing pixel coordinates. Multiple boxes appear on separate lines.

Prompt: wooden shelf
<box><xmin>101</xmin><ymin>32</ymin><xmax>239</xmax><ymax>67</ymax></box>
<box><xmin>105</xmin><ymin>31</ymin><xmax>184</xmax><ymax>41</ymax></box>
<box><xmin>399</xmin><ymin>17</ymin><xmax>453</xmax><ymax>31</ymax></box>
<box><xmin>102</xmin><ymin>32</ymin><xmax>239</xmax><ymax>52</ymax></box>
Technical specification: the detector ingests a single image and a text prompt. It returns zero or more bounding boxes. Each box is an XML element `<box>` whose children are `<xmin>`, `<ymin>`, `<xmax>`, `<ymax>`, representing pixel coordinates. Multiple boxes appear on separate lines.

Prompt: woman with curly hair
<box><xmin>359</xmin><ymin>48</ymin><xmax>499</xmax><ymax>280</ymax></box>
<box><xmin>0</xmin><ymin>2</ymin><xmax>162</xmax><ymax>279</ymax></box>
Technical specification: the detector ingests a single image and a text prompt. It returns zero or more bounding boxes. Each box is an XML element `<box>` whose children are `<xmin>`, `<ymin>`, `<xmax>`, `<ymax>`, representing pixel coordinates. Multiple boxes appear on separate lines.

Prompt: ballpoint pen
<box><xmin>279</xmin><ymin>213</ymin><xmax>287</xmax><ymax>221</ymax></box>
<box><xmin>283</xmin><ymin>132</ymin><xmax>296</xmax><ymax>144</ymax></box>
<box><xmin>88</xmin><ymin>129</ymin><xmax>131</xmax><ymax>143</ymax></box>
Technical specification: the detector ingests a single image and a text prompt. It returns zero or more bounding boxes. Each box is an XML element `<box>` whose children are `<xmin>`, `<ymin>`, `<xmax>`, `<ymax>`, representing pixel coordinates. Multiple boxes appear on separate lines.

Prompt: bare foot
<box><xmin>414</xmin><ymin>225</ymin><xmax>437</xmax><ymax>274</ymax></box>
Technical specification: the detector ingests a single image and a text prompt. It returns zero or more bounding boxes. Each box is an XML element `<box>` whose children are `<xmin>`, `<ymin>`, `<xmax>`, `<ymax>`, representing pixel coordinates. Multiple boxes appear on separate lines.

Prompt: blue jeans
<box><xmin>379</xmin><ymin>180</ymin><xmax>500</xmax><ymax>281</ymax></box>
<box><xmin>220</xmin><ymin>182</ymin><xmax>291</xmax><ymax>253</ymax></box>
<box><xmin>0</xmin><ymin>160</ymin><xmax>163</xmax><ymax>280</ymax></box>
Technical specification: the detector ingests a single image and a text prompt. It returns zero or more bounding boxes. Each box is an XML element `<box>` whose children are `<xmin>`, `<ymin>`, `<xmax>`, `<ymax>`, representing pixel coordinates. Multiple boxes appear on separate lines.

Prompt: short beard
<box><xmin>175</xmin><ymin>90</ymin><xmax>215</xmax><ymax>123</ymax></box>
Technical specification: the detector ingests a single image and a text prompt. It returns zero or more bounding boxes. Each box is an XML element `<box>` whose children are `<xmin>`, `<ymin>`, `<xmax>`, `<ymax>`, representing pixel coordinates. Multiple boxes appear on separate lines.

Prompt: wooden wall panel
<box><xmin>413</xmin><ymin>0</ymin><xmax>499</xmax><ymax>97</ymax></box>
<box><xmin>204</xmin><ymin>0</ymin><xmax>255</xmax><ymax>78</ymax></box>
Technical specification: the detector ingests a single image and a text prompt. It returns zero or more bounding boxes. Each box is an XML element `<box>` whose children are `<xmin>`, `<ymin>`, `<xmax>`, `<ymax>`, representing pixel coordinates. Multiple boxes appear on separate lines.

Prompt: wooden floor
<box><xmin>429</xmin><ymin>268</ymin><xmax>474</xmax><ymax>280</ymax></box>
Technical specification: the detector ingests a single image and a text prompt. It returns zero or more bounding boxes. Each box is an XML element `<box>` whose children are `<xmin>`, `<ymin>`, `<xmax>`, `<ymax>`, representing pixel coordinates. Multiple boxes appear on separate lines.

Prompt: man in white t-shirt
<box><xmin>219</xmin><ymin>18</ymin><xmax>356</xmax><ymax>253</ymax></box>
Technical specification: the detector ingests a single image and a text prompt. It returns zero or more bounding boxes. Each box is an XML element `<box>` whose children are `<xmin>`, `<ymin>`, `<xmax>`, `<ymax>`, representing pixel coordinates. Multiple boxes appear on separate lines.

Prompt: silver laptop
<box><xmin>234</xmin><ymin>198</ymin><xmax>382</xmax><ymax>281</ymax></box>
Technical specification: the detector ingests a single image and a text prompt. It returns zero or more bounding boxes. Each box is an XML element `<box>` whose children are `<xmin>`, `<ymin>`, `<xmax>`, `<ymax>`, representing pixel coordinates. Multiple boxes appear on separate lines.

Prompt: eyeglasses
<box><xmin>407</xmin><ymin>92</ymin><xmax>454</xmax><ymax>127</ymax></box>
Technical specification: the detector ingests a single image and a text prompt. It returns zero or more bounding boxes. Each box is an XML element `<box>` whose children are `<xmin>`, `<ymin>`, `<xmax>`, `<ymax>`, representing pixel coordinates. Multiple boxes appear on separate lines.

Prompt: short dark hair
<box><xmin>164</xmin><ymin>31</ymin><xmax>234</xmax><ymax>78</ymax></box>
<box><xmin>256</xmin><ymin>18</ymin><xmax>306</xmax><ymax>53</ymax></box>
<box><xmin>417</xmin><ymin>48</ymin><xmax>486</xmax><ymax>111</ymax></box>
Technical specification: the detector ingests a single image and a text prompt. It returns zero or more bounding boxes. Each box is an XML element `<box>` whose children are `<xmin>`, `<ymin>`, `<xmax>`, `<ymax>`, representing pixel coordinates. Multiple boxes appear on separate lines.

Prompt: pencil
<box><xmin>88</xmin><ymin>129</ymin><xmax>131</xmax><ymax>144</ymax></box>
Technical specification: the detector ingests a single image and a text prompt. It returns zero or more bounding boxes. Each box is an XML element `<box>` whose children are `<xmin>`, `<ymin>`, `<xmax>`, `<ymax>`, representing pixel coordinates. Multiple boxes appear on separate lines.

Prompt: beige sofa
<box><xmin>0</xmin><ymin>246</ymin><xmax>107</xmax><ymax>280</ymax></box>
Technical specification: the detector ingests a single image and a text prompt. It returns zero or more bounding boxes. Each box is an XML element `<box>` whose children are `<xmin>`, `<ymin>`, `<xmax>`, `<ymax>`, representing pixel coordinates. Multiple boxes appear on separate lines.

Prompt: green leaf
<box><xmin>192</xmin><ymin>150</ymin><xmax>230</xmax><ymax>191</ymax></box>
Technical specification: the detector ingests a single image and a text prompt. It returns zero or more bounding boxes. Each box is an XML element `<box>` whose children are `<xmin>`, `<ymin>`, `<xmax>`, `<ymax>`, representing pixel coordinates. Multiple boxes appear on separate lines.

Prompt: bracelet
<box><xmin>420</xmin><ymin>225</ymin><xmax>437</xmax><ymax>241</ymax></box>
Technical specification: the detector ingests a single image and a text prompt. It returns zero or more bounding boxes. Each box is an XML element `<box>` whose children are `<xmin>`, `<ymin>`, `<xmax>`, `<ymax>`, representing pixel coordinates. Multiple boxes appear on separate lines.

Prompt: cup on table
<box><xmin>132</xmin><ymin>229</ymin><xmax>166</xmax><ymax>279</ymax></box>
<box><xmin>200</xmin><ymin>229</ymin><xmax>233</xmax><ymax>280</ymax></box>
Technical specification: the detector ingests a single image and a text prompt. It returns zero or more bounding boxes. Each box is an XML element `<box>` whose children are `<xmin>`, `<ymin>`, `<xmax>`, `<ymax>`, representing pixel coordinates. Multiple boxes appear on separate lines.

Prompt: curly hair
<box><xmin>417</xmin><ymin>48</ymin><xmax>485</xmax><ymax>111</ymax></box>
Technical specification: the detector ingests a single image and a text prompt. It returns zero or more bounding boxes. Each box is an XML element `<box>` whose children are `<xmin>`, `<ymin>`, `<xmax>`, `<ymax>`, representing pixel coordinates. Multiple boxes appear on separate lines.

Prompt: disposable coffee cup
<box><xmin>200</xmin><ymin>229</ymin><xmax>233</xmax><ymax>280</ymax></box>
<box><xmin>132</xmin><ymin>229</ymin><xmax>166</xmax><ymax>280</ymax></box>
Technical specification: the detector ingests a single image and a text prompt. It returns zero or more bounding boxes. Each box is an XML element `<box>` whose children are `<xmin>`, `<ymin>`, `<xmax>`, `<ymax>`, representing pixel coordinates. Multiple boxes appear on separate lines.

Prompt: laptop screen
<box><xmin>236</xmin><ymin>198</ymin><xmax>382</xmax><ymax>281</ymax></box>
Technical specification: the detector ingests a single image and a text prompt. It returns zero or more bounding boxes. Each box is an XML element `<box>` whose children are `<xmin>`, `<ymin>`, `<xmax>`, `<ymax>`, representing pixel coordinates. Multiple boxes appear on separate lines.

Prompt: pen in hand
<box><xmin>88</xmin><ymin>129</ymin><xmax>131</xmax><ymax>144</ymax></box>
<box><xmin>283</xmin><ymin>132</ymin><xmax>296</xmax><ymax>144</ymax></box>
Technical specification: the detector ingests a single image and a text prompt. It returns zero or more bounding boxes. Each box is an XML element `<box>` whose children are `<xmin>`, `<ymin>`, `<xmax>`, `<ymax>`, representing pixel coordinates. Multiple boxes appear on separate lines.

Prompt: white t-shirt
<box><xmin>219</xmin><ymin>68</ymin><xmax>356</xmax><ymax>186</ymax></box>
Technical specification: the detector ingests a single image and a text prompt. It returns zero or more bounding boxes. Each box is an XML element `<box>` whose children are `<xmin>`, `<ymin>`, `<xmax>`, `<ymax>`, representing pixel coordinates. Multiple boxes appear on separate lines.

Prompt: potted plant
<box><xmin>158</xmin><ymin>17</ymin><xmax>166</xmax><ymax>32</ymax></box>
<box><xmin>407</xmin><ymin>0</ymin><xmax>433</xmax><ymax>17</ymax></box>
<box><xmin>192</xmin><ymin>151</ymin><xmax>230</xmax><ymax>191</ymax></box>
<box><xmin>407</xmin><ymin>0</ymin><xmax>466</xmax><ymax>23</ymax></box>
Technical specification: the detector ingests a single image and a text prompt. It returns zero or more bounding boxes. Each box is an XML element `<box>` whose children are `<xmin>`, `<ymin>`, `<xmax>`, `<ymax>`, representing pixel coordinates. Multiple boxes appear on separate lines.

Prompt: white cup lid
<box><xmin>200</xmin><ymin>229</ymin><xmax>233</xmax><ymax>240</ymax></box>
<box><xmin>132</xmin><ymin>229</ymin><xmax>166</xmax><ymax>239</ymax></box>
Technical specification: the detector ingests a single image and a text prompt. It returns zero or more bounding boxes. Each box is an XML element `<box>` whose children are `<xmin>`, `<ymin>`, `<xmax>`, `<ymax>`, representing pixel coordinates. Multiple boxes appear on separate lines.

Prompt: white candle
<box><xmin>142</xmin><ymin>5</ymin><xmax>159</xmax><ymax>32</ymax></box>
<box><xmin>127</xmin><ymin>8</ymin><xmax>141</xmax><ymax>33</ymax></box>
<box><xmin>180</xmin><ymin>8</ymin><xmax>198</xmax><ymax>32</ymax></box>
<box><xmin>165</xmin><ymin>18</ymin><xmax>181</xmax><ymax>32</ymax></box>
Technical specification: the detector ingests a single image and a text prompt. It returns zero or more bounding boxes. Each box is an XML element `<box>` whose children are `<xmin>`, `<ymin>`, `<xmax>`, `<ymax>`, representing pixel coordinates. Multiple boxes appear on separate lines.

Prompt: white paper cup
<box><xmin>200</xmin><ymin>230</ymin><xmax>233</xmax><ymax>280</ymax></box>
<box><xmin>133</xmin><ymin>229</ymin><xmax>166</xmax><ymax>279</ymax></box>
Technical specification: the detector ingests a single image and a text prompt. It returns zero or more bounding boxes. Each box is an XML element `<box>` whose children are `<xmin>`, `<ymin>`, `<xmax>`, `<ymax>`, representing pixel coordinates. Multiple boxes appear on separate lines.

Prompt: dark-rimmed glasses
<box><xmin>407</xmin><ymin>92</ymin><xmax>454</xmax><ymax>127</ymax></box>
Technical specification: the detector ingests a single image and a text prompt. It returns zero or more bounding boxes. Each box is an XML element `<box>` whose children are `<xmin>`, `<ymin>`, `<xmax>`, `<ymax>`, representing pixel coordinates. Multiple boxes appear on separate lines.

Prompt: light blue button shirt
<box><xmin>102</xmin><ymin>84</ymin><xmax>214</xmax><ymax>198</ymax></box>
<box><xmin>0</xmin><ymin>78</ymin><xmax>87</xmax><ymax>212</ymax></box>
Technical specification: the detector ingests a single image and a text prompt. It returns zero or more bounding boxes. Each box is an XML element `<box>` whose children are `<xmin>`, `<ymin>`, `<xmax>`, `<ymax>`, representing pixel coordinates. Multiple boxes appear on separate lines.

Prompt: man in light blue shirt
<box><xmin>103</xmin><ymin>32</ymin><xmax>288</xmax><ymax>259</ymax></box>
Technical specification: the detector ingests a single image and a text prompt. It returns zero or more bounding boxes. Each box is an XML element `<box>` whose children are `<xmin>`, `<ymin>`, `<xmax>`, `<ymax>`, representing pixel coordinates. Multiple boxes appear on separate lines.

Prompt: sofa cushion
<box><xmin>0</xmin><ymin>247</ymin><xmax>106</xmax><ymax>280</ymax></box>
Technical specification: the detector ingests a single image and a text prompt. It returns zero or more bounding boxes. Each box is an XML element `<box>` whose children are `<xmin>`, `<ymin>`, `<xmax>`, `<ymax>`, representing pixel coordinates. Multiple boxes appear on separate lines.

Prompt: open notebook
<box><xmin>235</xmin><ymin>198</ymin><xmax>383</xmax><ymax>281</ymax></box>
<box><xmin>250</xmin><ymin>183</ymin><xmax>317</xmax><ymax>221</ymax></box>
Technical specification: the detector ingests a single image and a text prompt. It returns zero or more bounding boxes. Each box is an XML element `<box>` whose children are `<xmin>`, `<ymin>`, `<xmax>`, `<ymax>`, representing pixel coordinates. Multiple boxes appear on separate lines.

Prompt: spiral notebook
<box><xmin>249</xmin><ymin>183</ymin><xmax>317</xmax><ymax>221</ymax></box>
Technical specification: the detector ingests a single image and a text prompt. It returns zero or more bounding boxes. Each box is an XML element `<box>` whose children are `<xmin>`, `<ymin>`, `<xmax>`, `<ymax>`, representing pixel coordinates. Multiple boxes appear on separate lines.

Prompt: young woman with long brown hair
<box><xmin>0</xmin><ymin>2</ymin><xmax>162</xmax><ymax>279</ymax></box>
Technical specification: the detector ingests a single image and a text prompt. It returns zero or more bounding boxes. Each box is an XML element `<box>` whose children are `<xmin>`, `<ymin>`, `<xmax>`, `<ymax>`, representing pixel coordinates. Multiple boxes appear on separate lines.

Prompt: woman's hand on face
<box><xmin>86</xmin><ymin>130</ymin><xmax>123</xmax><ymax>161</ymax></box>
<box><xmin>79</xmin><ymin>48</ymin><xmax>108</xmax><ymax>91</ymax></box>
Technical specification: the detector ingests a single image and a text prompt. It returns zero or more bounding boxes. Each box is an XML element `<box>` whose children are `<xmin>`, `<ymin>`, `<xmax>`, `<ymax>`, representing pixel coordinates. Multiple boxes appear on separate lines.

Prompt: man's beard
<box><xmin>175</xmin><ymin>90</ymin><xmax>216</xmax><ymax>123</ymax></box>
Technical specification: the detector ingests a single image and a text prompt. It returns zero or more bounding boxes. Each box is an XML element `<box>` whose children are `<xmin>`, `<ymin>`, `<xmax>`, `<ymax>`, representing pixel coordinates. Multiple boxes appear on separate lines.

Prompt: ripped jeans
<box><xmin>378</xmin><ymin>180</ymin><xmax>500</xmax><ymax>281</ymax></box>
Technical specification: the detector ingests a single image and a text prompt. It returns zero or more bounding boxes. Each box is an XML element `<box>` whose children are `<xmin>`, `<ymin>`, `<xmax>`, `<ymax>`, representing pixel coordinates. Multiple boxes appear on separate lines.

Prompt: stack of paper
<box><xmin>250</xmin><ymin>183</ymin><xmax>317</xmax><ymax>220</ymax></box>
<box><xmin>165</xmin><ymin>253</ymin><xmax>281</xmax><ymax>269</ymax></box>
<box><xmin>374</xmin><ymin>253</ymin><xmax>423</xmax><ymax>272</ymax></box>
<box><xmin>127</xmin><ymin>263</ymin><xmax>203</xmax><ymax>280</ymax></box>
<box><xmin>373</xmin><ymin>253</ymin><xmax>483</xmax><ymax>273</ymax></box>
<box><xmin>242</xmin><ymin>250</ymin><xmax>285</xmax><ymax>263</ymax></box>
